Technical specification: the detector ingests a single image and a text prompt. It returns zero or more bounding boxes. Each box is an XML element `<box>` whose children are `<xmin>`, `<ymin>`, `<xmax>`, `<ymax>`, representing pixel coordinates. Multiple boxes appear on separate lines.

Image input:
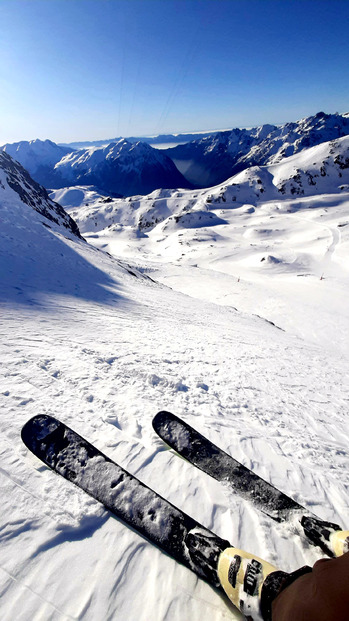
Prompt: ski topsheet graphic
<box><xmin>152</xmin><ymin>411</ymin><xmax>349</xmax><ymax>558</ymax></box>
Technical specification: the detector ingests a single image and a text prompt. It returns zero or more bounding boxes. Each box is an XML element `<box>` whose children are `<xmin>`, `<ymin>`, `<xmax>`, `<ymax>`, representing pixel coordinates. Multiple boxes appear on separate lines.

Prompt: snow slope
<box><xmin>0</xmin><ymin>151</ymin><xmax>81</xmax><ymax>239</ymax></box>
<box><xmin>50</xmin><ymin>135</ymin><xmax>349</xmax><ymax>357</ymax></box>
<box><xmin>1</xmin><ymin>139</ymin><xmax>349</xmax><ymax>621</ymax></box>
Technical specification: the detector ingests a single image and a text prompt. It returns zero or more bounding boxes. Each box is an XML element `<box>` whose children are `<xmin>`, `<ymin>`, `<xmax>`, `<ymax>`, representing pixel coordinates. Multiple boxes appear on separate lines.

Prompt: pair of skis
<box><xmin>21</xmin><ymin>411</ymin><xmax>348</xmax><ymax>620</ymax></box>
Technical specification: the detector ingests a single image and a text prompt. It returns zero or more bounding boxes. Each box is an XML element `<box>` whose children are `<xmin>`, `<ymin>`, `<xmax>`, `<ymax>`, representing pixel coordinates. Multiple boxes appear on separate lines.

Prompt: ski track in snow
<box><xmin>2</xmin><ymin>175</ymin><xmax>349</xmax><ymax>618</ymax></box>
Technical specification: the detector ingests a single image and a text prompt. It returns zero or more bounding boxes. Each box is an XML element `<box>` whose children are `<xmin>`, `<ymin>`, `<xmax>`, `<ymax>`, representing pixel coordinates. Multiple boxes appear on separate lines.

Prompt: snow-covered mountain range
<box><xmin>164</xmin><ymin>111</ymin><xmax>349</xmax><ymax>187</ymax></box>
<box><xmin>51</xmin><ymin>135</ymin><xmax>349</xmax><ymax>238</ymax></box>
<box><xmin>3</xmin><ymin>111</ymin><xmax>349</xmax><ymax>199</ymax></box>
<box><xmin>51</xmin><ymin>139</ymin><xmax>191</xmax><ymax>195</ymax></box>
<box><xmin>1</xmin><ymin>138</ymin><xmax>191</xmax><ymax>197</ymax></box>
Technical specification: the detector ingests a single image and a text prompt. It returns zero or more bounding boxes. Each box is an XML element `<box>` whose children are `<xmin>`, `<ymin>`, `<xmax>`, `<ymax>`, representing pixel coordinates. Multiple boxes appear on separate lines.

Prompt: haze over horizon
<box><xmin>1</xmin><ymin>0</ymin><xmax>349</xmax><ymax>144</ymax></box>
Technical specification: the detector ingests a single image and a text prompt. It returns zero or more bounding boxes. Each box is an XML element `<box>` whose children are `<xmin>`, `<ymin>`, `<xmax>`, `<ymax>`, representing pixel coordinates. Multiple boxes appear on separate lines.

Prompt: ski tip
<box><xmin>21</xmin><ymin>414</ymin><xmax>60</xmax><ymax>450</ymax></box>
<box><xmin>152</xmin><ymin>411</ymin><xmax>175</xmax><ymax>434</ymax></box>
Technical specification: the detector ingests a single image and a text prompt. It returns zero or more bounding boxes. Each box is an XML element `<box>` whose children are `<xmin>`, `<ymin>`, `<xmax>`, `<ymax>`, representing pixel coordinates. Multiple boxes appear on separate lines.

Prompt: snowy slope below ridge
<box><xmin>50</xmin><ymin>136</ymin><xmax>349</xmax><ymax>358</ymax></box>
<box><xmin>165</xmin><ymin>111</ymin><xmax>349</xmax><ymax>187</ymax></box>
<box><xmin>50</xmin><ymin>185</ymin><xmax>199</xmax><ymax>234</ymax></box>
<box><xmin>0</xmin><ymin>151</ymin><xmax>82</xmax><ymax>239</ymax></box>
<box><xmin>1</xmin><ymin>177</ymin><xmax>349</xmax><ymax>621</ymax></box>
<box><xmin>0</xmin><ymin>177</ymin><xmax>150</xmax><ymax>309</ymax></box>
<box><xmin>224</xmin><ymin>134</ymin><xmax>349</xmax><ymax>202</ymax></box>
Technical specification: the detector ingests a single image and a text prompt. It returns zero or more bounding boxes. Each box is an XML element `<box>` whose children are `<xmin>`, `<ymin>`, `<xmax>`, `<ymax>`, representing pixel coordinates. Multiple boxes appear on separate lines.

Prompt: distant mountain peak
<box><xmin>0</xmin><ymin>138</ymin><xmax>75</xmax><ymax>176</ymax></box>
<box><xmin>50</xmin><ymin>139</ymin><xmax>191</xmax><ymax>196</ymax></box>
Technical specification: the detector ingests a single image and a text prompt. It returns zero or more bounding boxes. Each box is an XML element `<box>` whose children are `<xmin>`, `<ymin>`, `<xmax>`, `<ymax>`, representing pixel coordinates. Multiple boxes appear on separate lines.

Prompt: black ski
<box><xmin>22</xmin><ymin>414</ymin><xmax>318</xmax><ymax>620</ymax></box>
<box><xmin>152</xmin><ymin>411</ymin><xmax>348</xmax><ymax>557</ymax></box>
<box><xmin>21</xmin><ymin>414</ymin><xmax>231</xmax><ymax>588</ymax></box>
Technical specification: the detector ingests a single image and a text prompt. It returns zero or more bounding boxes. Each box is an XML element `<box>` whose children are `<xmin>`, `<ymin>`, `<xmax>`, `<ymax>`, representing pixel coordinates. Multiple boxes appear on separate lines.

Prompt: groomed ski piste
<box><xmin>1</xmin><ymin>135</ymin><xmax>349</xmax><ymax>620</ymax></box>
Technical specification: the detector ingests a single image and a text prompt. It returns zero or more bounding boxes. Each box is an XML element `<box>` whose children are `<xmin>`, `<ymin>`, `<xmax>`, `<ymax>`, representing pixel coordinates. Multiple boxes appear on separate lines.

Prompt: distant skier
<box><xmin>272</xmin><ymin>551</ymin><xmax>349</xmax><ymax>620</ymax></box>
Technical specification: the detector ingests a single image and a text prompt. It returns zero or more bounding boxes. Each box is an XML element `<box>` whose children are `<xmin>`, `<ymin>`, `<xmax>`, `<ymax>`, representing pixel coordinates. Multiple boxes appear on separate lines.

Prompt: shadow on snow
<box><xmin>0</xmin><ymin>226</ymin><xmax>133</xmax><ymax>309</ymax></box>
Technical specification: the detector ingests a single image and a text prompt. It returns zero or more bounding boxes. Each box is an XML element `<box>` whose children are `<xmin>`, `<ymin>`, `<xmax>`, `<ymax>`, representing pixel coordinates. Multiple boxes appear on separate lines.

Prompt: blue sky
<box><xmin>1</xmin><ymin>0</ymin><xmax>348</xmax><ymax>143</ymax></box>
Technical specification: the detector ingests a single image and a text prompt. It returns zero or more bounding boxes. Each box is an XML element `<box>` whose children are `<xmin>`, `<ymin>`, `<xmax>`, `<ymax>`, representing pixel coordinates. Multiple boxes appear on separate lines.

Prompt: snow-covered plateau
<box><xmin>1</xmin><ymin>133</ymin><xmax>349</xmax><ymax>621</ymax></box>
